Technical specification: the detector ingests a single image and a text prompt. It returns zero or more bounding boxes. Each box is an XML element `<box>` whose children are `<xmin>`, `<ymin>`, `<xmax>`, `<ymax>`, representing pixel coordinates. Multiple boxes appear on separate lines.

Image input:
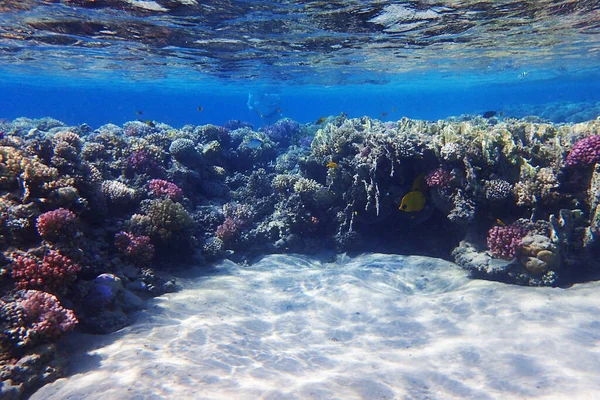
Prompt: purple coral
<box><xmin>36</xmin><ymin>208</ymin><xmax>77</xmax><ymax>240</ymax></box>
<box><xmin>18</xmin><ymin>290</ymin><xmax>78</xmax><ymax>339</ymax></box>
<box><xmin>262</xmin><ymin>118</ymin><xmax>300</xmax><ymax>146</ymax></box>
<box><xmin>566</xmin><ymin>135</ymin><xmax>600</xmax><ymax>167</ymax></box>
<box><xmin>216</xmin><ymin>217</ymin><xmax>245</xmax><ymax>242</ymax></box>
<box><xmin>487</xmin><ymin>223</ymin><xmax>528</xmax><ymax>259</ymax></box>
<box><xmin>425</xmin><ymin>168</ymin><xmax>453</xmax><ymax>189</ymax></box>
<box><xmin>126</xmin><ymin>149</ymin><xmax>159</xmax><ymax>175</ymax></box>
<box><xmin>115</xmin><ymin>231</ymin><xmax>155</xmax><ymax>265</ymax></box>
<box><xmin>148</xmin><ymin>179</ymin><xmax>183</xmax><ymax>201</ymax></box>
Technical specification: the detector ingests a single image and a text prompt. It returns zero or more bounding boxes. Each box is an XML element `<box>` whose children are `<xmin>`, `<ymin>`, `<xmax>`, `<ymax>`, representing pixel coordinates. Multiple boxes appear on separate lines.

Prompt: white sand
<box><xmin>32</xmin><ymin>254</ymin><xmax>600</xmax><ymax>399</ymax></box>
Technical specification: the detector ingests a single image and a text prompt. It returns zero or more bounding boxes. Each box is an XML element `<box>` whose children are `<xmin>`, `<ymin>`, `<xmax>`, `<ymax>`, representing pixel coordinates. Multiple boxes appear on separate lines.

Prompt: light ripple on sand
<box><xmin>32</xmin><ymin>253</ymin><xmax>600</xmax><ymax>399</ymax></box>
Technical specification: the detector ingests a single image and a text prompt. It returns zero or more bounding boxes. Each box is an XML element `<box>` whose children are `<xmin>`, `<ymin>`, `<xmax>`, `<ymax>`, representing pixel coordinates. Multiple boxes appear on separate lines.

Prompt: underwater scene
<box><xmin>2</xmin><ymin>1</ymin><xmax>600</xmax><ymax>399</ymax></box>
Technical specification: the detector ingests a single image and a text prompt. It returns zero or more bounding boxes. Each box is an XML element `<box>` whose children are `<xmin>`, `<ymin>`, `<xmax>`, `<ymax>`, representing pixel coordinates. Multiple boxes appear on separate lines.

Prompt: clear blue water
<box><xmin>1</xmin><ymin>1</ymin><xmax>600</xmax><ymax>126</ymax></box>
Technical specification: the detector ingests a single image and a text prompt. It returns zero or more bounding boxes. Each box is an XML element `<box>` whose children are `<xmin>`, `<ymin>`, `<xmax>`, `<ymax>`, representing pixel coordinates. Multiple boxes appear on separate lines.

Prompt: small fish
<box><xmin>0</xmin><ymin>131</ymin><xmax>4</xmax><ymax>139</ymax></box>
<box><xmin>392</xmin><ymin>107</ymin><xmax>397</xmax><ymax>112</ymax></box>
<box><xmin>197</xmin><ymin>106</ymin><xmax>203</xmax><ymax>112</ymax></box>
<box><xmin>315</xmin><ymin>117</ymin><xmax>327</xmax><ymax>125</ymax></box>
<box><xmin>136</xmin><ymin>110</ymin><xmax>143</xmax><ymax>115</ymax></box>
<box><xmin>381</xmin><ymin>112</ymin><xmax>388</xmax><ymax>117</ymax></box>
<box><xmin>247</xmin><ymin>138</ymin><xmax>263</xmax><ymax>149</ymax></box>
<box><xmin>326</xmin><ymin>161</ymin><xmax>338</xmax><ymax>169</ymax></box>
<box><xmin>496</xmin><ymin>218</ymin><xmax>506</xmax><ymax>227</ymax></box>
<box><xmin>399</xmin><ymin>190</ymin><xmax>426</xmax><ymax>212</ymax></box>
<box><xmin>145</xmin><ymin>120</ymin><xmax>155</xmax><ymax>127</ymax></box>
<box><xmin>482</xmin><ymin>110</ymin><xmax>497</xmax><ymax>118</ymax></box>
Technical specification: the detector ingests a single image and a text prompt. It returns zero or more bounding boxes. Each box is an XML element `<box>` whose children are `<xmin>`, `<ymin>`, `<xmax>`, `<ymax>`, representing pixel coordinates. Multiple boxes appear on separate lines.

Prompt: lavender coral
<box><xmin>126</xmin><ymin>149</ymin><xmax>159</xmax><ymax>175</ymax></box>
<box><xmin>565</xmin><ymin>135</ymin><xmax>600</xmax><ymax>167</ymax></box>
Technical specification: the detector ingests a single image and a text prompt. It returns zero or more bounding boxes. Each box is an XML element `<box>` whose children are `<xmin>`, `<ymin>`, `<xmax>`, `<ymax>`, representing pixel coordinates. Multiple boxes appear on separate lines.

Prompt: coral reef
<box><xmin>2</xmin><ymin>113</ymin><xmax>600</xmax><ymax>397</ymax></box>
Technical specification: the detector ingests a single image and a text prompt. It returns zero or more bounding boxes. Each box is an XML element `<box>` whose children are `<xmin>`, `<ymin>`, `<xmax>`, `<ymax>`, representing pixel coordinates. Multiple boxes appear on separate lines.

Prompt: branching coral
<box><xmin>148</xmin><ymin>179</ymin><xmax>183</xmax><ymax>201</ymax></box>
<box><xmin>36</xmin><ymin>208</ymin><xmax>77</xmax><ymax>241</ymax></box>
<box><xmin>17</xmin><ymin>290</ymin><xmax>78</xmax><ymax>341</ymax></box>
<box><xmin>130</xmin><ymin>199</ymin><xmax>193</xmax><ymax>241</ymax></box>
<box><xmin>11</xmin><ymin>250</ymin><xmax>81</xmax><ymax>293</ymax></box>
<box><xmin>114</xmin><ymin>231</ymin><xmax>155</xmax><ymax>265</ymax></box>
<box><xmin>1</xmin><ymin>290</ymin><xmax>77</xmax><ymax>350</ymax></box>
<box><xmin>487</xmin><ymin>222</ymin><xmax>529</xmax><ymax>259</ymax></box>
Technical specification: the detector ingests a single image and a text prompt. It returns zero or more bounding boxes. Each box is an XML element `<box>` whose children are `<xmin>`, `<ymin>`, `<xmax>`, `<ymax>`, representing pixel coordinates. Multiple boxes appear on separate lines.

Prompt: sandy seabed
<box><xmin>32</xmin><ymin>253</ymin><xmax>600</xmax><ymax>400</ymax></box>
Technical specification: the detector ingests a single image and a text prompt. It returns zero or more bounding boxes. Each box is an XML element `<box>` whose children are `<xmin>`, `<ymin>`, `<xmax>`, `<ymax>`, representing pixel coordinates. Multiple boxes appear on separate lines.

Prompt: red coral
<box><xmin>11</xmin><ymin>250</ymin><xmax>81</xmax><ymax>293</ymax></box>
<box><xmin>487</xmin><ymin>223</ymin><xmax>528</xmax><ymax>259</ymax></box>
<box><xmin>36</xmin><ymin>208</ymin><xmax>77</xmax><ymax>240</ymax></box>
<box><xmin>18</xmin><ymin>290</ymin><xmax>78</xmax><ymax>339</ymax></box>
<box><xmin>566</xmin><ymin>135</ymin><xmax>600</xmax><ymax>167</ymax></box>
<box><xmin>148</xmin><ymin>179</ymin><xmax>183</xmax><ymax>201</ymax></box>
<box><xmin>115</xmin><ymin>231</ymin><xmax>155</xmax><ymax>265</ymax></box>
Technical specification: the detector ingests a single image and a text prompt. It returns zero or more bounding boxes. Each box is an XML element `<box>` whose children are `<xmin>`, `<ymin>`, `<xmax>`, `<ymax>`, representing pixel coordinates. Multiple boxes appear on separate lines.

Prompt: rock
<box><xmin>524</xmin><ymin>257</ymin><xmax>548</xmax><ymax>275</ymax></box>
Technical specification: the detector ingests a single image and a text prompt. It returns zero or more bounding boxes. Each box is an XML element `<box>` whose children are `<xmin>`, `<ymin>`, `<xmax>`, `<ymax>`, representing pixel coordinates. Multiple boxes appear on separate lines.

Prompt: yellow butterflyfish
<box><xmin>399</xmin><ymin>174</ymin><xmax>428</xmax><ymax>212</ymax></box>
<box><xmin>399</xmin><ymin>190</ymin><xmax>426</xmax><ymax>212</ymax></box>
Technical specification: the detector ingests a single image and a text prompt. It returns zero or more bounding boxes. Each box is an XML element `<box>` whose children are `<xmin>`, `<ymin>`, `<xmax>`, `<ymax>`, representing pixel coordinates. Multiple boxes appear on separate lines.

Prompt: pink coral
<box><xmin>566</xmin><ymin>135</ymin><xmax>600</xmax><ymax>167</ymax></box>
<box><xmin>487</xmin><ymin>223</ymin><xmax>528</xmax><ymax>259</ymax></box>
<box><xmin>114</xmin><ymin>231</ymin><xmax>155</xmax><ymax>265</ymax></box>
<box><xmin>216</xmin><ymin>217</ymin><xmax>245</xmax><ymax>242</ymax></box>
<box><xmin>425</xmin><ymin>168</ymin><xmax>453</xmax><ymax>189</ymax></box>
<box><xmin>11</xmin><ymin>250</ymin><xmax>81</xmax><ymax>293</ymax></box>
<box><xmin>148</xmin><ymin>179</ymin><xmax>183</xmax><ymax>201</ymax></box>
<box><xmin>18</xmin><ymin>290</ymin><xmax>78</xmax><ymax>339</ymax></box>
<box><xmin>36</xmin><ymin>208</ymin><xmax>77</xmax><ymax>240</ymax></box>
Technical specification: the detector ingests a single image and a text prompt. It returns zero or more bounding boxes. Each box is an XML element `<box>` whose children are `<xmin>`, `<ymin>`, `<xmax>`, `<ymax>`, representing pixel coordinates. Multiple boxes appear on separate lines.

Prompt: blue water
<box><xmin>2</xmin><ymin>73</ymin><xmax>600</xmax><ymax>128</ymax></box>
<box><xmin>1</xmin><ymin>0</ymin><xmax>600</xmax><ymax>126</ymax></box>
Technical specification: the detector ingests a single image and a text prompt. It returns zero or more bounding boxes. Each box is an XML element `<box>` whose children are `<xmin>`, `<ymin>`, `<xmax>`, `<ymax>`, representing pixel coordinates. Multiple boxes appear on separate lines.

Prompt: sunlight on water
<box><xmin>0</xmin><ymin>1</ymin><xmax>599</xmax><ymax>84</ymax></box>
